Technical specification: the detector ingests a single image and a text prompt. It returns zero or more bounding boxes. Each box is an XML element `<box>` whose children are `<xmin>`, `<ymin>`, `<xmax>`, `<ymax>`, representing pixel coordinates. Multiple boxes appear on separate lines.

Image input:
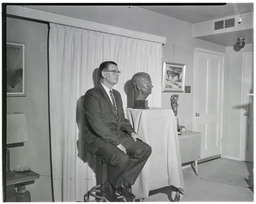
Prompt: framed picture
<box><xmin>7</xmin><ymin>42</ymin><xmax>25</xmax><ymax>96</ymax></box>
<box><xmin>162</xmin><ymin>62</ymin><xmax>186</xmax><ymax>92</ymax></box>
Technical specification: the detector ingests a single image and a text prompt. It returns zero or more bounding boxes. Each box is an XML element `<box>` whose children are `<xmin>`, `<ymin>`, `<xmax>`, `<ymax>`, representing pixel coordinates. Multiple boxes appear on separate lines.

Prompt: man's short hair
<box><xmin>99</xmin><ymin>61</ymin><xmax>117</xmax><ymax>78</ymax></box>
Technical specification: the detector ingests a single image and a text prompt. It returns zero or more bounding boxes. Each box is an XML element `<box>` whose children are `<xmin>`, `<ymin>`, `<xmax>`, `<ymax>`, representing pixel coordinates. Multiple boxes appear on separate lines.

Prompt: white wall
<box><xmin>6</xmin><ymin>17</ymin><xmax>52</xmax><ymax>201</ymax></box>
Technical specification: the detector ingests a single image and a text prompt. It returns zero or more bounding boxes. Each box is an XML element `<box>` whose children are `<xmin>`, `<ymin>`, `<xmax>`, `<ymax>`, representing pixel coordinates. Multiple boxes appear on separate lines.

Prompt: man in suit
<box><xmin>83</xmin><ymin>61</ymin><xmax>152</xmax><ymax>202</ymax></box>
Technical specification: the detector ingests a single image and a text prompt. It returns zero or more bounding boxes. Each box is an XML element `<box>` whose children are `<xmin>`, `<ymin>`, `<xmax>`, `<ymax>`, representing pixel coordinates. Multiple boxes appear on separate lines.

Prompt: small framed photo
<box><xmin>162</xmin><ymin>62</ymin><xmax>186</xmax><ymax>92</ymax></box>
<box><xmin>7</xmin><ymin>42</ymin><xmax>25</xmax><ymax>96</ymax></box>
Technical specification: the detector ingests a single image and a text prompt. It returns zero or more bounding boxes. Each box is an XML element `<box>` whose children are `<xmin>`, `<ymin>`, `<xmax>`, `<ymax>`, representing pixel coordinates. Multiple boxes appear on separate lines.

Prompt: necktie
<box><xmin>109</xmin><ymin>90</ymin><xmax>117</xmax><ymax>112</ymax></box>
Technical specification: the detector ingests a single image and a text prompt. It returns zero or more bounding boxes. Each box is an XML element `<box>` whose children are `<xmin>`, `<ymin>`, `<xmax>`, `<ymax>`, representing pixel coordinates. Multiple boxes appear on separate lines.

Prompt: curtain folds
<box><xmin>49</xmin><ymin>23</ymin><xmax>162</xmax><ymax>201</ymax></box>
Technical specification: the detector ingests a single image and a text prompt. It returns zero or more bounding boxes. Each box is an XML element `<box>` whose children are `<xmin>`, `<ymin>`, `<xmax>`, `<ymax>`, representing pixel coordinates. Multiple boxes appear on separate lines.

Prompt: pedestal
<box><xmin>133</xmin><ymin>100</ymin><xmax>148</xmax><ymax>109</ymax></box>
<box><xmin>126</xmin><ymin>108</ymin><xmax>184</xmax><ymax>199</ymax></box>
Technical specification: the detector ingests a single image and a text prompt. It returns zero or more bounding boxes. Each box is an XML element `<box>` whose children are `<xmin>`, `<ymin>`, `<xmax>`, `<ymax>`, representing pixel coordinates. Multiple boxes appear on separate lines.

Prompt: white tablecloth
<box><xmin>126</xmin><ymin>108</ymin><xmax>184</xmax><ymax>199</ymax></box>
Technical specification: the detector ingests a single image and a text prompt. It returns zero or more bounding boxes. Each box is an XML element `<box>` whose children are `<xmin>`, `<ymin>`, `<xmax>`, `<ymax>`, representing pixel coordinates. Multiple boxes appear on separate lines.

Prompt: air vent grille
<box><xmin>214</xmin><ymin>18</ymin><xmax>235</xmax><ymax>30</ymax></box>
<box><xmin>215</xmin><ymin>21</ymin><xmax>224</xmax><ymax>30</ymax></box>
<box><xmin>225</xmin><ymin>18</ymin><xmax>235</xmax><ymax>28</ymax></box>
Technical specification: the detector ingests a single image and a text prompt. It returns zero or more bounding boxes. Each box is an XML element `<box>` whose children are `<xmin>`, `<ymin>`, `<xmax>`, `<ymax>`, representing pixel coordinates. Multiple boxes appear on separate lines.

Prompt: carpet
<box><xmin>199</xmin><ymin>158</ymin><xmax>253</xmax><ymax>188</ymax></box>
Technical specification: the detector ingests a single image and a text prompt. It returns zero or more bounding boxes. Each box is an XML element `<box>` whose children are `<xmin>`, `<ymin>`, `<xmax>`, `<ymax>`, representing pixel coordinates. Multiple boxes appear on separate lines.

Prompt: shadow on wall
<box><xmin>92</xmin><ymin>68</ymin><xmax>100</xmax><ymax>87</ymax></box>
<box><xmin>124</xmin><ymin>79</ymin><xmax>134</xmax><ymax>108</ymax></box>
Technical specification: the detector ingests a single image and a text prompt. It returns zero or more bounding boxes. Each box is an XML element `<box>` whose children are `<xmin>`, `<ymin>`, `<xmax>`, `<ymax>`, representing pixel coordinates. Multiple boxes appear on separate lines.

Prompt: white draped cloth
<box><xmin>126</xmin><ymin>108</ymin><xmax>184</xmax><ymax>199</ymax></box>
<box><xmin>49</xmin><ymin>23</ymin><xmax>163</xmax><ymax>201</ymax></box>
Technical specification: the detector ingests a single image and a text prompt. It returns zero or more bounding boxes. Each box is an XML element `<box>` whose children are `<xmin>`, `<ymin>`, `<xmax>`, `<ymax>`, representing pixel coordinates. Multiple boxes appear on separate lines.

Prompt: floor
<box><xmin>143</xmin><ymin>159</ymin><xmax>254</xmax><ymax>202</ymax></box>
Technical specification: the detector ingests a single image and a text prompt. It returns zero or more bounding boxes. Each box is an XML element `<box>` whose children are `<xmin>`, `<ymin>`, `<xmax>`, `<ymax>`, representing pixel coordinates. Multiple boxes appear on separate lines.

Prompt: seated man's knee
<box><xmin>144</xmin><ymin>144</ymin><xmax>152</xmax><ymax>158</ymax></box>
<box><xmin>133</xmin><ymin>142</ymin><xmax>152</xmax><ymax>159</ymax></box>
<box><xmin>109</xmin><ymin>153</ymin><xmax>129</xmax><ymax>167</ymax></box>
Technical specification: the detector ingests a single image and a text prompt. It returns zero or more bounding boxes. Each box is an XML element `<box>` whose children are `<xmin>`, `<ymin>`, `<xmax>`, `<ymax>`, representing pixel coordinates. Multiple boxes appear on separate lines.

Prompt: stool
<box><xmin>84</xmin><ymin>157</ymin><xmax>107</xmax><ymax>202</ymax></box>
<box><xmin>84</xmin><ymin>184</ymin><xmax>106</xmax><ymax>202</ymax></box>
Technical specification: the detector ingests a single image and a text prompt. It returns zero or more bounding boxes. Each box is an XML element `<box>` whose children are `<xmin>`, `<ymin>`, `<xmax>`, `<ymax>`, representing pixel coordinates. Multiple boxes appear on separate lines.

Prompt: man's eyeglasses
<box><xmin>104</xmin><ymin>70</ymin><xmax>121</xmax><ymax>74</ymax></box>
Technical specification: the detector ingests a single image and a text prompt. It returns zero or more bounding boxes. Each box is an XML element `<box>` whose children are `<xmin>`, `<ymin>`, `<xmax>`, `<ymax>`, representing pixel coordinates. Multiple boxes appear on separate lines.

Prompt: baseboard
<box><xmin>181</xmin><ymin>154</ymin><xmax>222</xmax><ymax>166</ymax></box>
<box><xmin>198</xmin><ymin>154</ymin><xmax>221</xmax><ymax>164</ymax></box>
<box><xmin>221</xmin><ymin>156</ymin><xmax>241</xmax><ymax>161</ymax></box>
<box><xmin>181</xmin><ymin>165</ymin><xmax>191</xmax><ymax>170</ymax></box>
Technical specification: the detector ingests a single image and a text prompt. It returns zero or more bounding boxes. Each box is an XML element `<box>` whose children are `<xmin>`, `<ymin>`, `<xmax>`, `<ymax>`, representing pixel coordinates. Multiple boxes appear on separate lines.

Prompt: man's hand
<box><xmin>117</xmin><ymin>144</ymin><xmax>127</xmax><ymax>154</ymax></box>
<box><xmin>131</xmin><ymin>132</ymin><xmax>141</xmax><ymax>142</ymax></box>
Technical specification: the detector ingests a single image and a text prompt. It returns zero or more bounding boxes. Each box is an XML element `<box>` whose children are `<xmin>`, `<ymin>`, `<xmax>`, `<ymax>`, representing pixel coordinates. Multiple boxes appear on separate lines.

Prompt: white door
<box><xmin>240</xmin><ymin>52</ymin><xmax>253</xmax><ymax>162</ymax></box>
<box><xmin>193</xmin><ymin>49</ymin><xmax>224</xmax><ymax>159</ymax></box>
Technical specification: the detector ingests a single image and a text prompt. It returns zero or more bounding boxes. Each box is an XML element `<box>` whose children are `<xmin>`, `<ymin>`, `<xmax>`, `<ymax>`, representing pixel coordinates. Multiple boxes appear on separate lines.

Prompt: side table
<box><xmin>178</xmin><ymin>130</ymin><xmax>201</xmax><ymax>175</ymax></box>
<box><xmin>6</xmin><ymin>170</ymin><xmax>40</xmax><ymax>202</ymax></box>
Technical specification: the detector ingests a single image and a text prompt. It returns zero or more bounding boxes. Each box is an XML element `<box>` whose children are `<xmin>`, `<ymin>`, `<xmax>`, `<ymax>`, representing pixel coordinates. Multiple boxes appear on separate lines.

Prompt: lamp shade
<box><xmin>7</xmin><ymin>113</ymin><xmax>28</xmax><ymax>145</ymax></box>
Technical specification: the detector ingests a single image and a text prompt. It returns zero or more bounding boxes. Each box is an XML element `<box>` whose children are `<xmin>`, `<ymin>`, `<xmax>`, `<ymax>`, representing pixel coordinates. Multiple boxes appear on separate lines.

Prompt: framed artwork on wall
<box><xmin>7</xmin><ymin>42</ymin><xmax>25</xmax><ymax>97</ymax></box>
<box><xmin>162</xmin><ymin>62</ymin><xmax>186</xmax><ymax>92</ymax></box>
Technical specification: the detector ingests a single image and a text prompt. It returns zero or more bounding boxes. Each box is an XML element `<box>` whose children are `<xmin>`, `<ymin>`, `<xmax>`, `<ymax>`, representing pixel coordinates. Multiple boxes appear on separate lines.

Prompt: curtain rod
<box><xmin>7</xmin><ymin>6</ymin><xmax>166</xmax><ymax>44</ymax></box>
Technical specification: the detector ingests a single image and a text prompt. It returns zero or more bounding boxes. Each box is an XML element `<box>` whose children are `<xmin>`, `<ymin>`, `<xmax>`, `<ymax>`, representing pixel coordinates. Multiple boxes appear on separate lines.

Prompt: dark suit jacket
<box><xmin>83</xmin><ymin>83</ymin><xmax>134</xmax><ymax>154</ymax></box>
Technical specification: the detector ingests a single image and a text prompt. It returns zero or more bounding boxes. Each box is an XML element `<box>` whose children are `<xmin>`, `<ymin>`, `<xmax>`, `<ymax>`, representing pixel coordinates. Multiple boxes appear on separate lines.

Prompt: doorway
<box><xmin>193</xmin><ymin>48</ymin><xmax>224</xmax><ymax>159</ymax></box>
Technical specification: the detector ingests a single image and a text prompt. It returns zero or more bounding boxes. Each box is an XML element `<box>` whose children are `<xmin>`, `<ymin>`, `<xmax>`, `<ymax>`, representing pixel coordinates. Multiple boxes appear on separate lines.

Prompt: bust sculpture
<box><xmin>132</xmin><ymin>72</ymin><xmax>153</xmax><ymax>109</ymax></box>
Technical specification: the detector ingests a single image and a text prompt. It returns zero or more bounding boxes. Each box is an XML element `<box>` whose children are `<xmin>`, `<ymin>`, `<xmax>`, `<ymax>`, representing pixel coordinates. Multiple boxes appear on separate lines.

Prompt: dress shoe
<box><xmin>116</xmin><ymin>184</ymin><xmax>135</xmax><ymax>201</ymax></box>
<box><xmin>103</xmin><ymin>181</ymin><xmax>120</xmax><ymax>202</ymax></box>
<box><xmin>125</xmin><ymin>183</ymin><xmax>133</xmax><ymax>194</ymax></box>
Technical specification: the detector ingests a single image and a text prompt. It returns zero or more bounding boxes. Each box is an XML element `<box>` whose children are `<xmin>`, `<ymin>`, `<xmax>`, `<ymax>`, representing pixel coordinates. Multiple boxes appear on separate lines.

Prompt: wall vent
<box><xmin>215</xmin><ymin>20</ymin><xmax>224</xmax><ymax>30</ymax></box>
<box><xmin>225</xmin><ymin>18</ymin><xmax>235</xmax><ymax>28</ymax></box>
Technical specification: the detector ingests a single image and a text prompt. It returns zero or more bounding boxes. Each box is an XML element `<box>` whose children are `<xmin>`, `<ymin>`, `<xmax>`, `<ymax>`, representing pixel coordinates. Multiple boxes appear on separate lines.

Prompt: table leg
<box><xmin>170</xmin><ymin>189</ymin><xmax>180</xmax><ymax>202</ymax></box>
<box><xmin>191</xmin><ymin>160</ymin><xmax>198</xmax><ymax>175</ymax></box>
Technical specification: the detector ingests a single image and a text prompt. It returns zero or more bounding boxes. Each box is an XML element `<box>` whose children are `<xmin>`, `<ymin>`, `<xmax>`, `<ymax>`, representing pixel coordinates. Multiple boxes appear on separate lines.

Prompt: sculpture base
<box><xmin>133</xmin><ymin>100</ymin><xmax>149</xmax><ymax>109</ymax></box>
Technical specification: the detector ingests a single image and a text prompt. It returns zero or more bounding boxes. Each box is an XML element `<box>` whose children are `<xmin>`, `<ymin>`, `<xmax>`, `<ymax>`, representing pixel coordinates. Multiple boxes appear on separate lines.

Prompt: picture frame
<box><xmin>7</xmin><ymin>42</ymin><xmax>25</xmax><ymax>97</ymax></box>
<box><xmin>162</xmin><ymin>62</ymin><xmax>186</xmax><ymax>92</ymax></box>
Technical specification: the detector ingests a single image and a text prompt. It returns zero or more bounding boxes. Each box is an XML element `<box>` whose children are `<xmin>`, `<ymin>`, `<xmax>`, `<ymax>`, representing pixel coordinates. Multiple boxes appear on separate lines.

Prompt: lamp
<box><xmin>6</xmin><ymin>113</ymin><xmax>28</xmax><ymax>174</ymax></box>
<box><xmin>233</xmin><ymin>37</ymin><xmax>246</xmax><ymax>51</ymax></box>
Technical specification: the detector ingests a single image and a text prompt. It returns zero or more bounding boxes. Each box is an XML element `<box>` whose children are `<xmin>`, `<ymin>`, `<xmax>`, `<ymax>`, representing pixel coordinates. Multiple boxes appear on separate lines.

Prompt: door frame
<box><xmin>193</xmin><ymin>48</ymin><xmax>225</xmax><ymax>158</ymax></box>
<box><xmin>240</xmin><ymin>51</ymin><xmax>253</xmax><ymax>161</ymax></box>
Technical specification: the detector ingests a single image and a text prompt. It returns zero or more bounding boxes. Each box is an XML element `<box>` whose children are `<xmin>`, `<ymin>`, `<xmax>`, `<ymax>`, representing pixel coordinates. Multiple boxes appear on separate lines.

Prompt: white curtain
<box><xmin>49</xmin><ymin>23</ymin><xmax>162</xmax><ymax>201</ymax></box>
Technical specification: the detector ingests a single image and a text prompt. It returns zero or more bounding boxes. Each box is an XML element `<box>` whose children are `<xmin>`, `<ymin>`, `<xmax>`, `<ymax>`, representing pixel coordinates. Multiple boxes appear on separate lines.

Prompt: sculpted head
<box><xmin>132</xmin><ymin>72</ymin><xmax>153</xmax><ymax>101</ymax></box>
